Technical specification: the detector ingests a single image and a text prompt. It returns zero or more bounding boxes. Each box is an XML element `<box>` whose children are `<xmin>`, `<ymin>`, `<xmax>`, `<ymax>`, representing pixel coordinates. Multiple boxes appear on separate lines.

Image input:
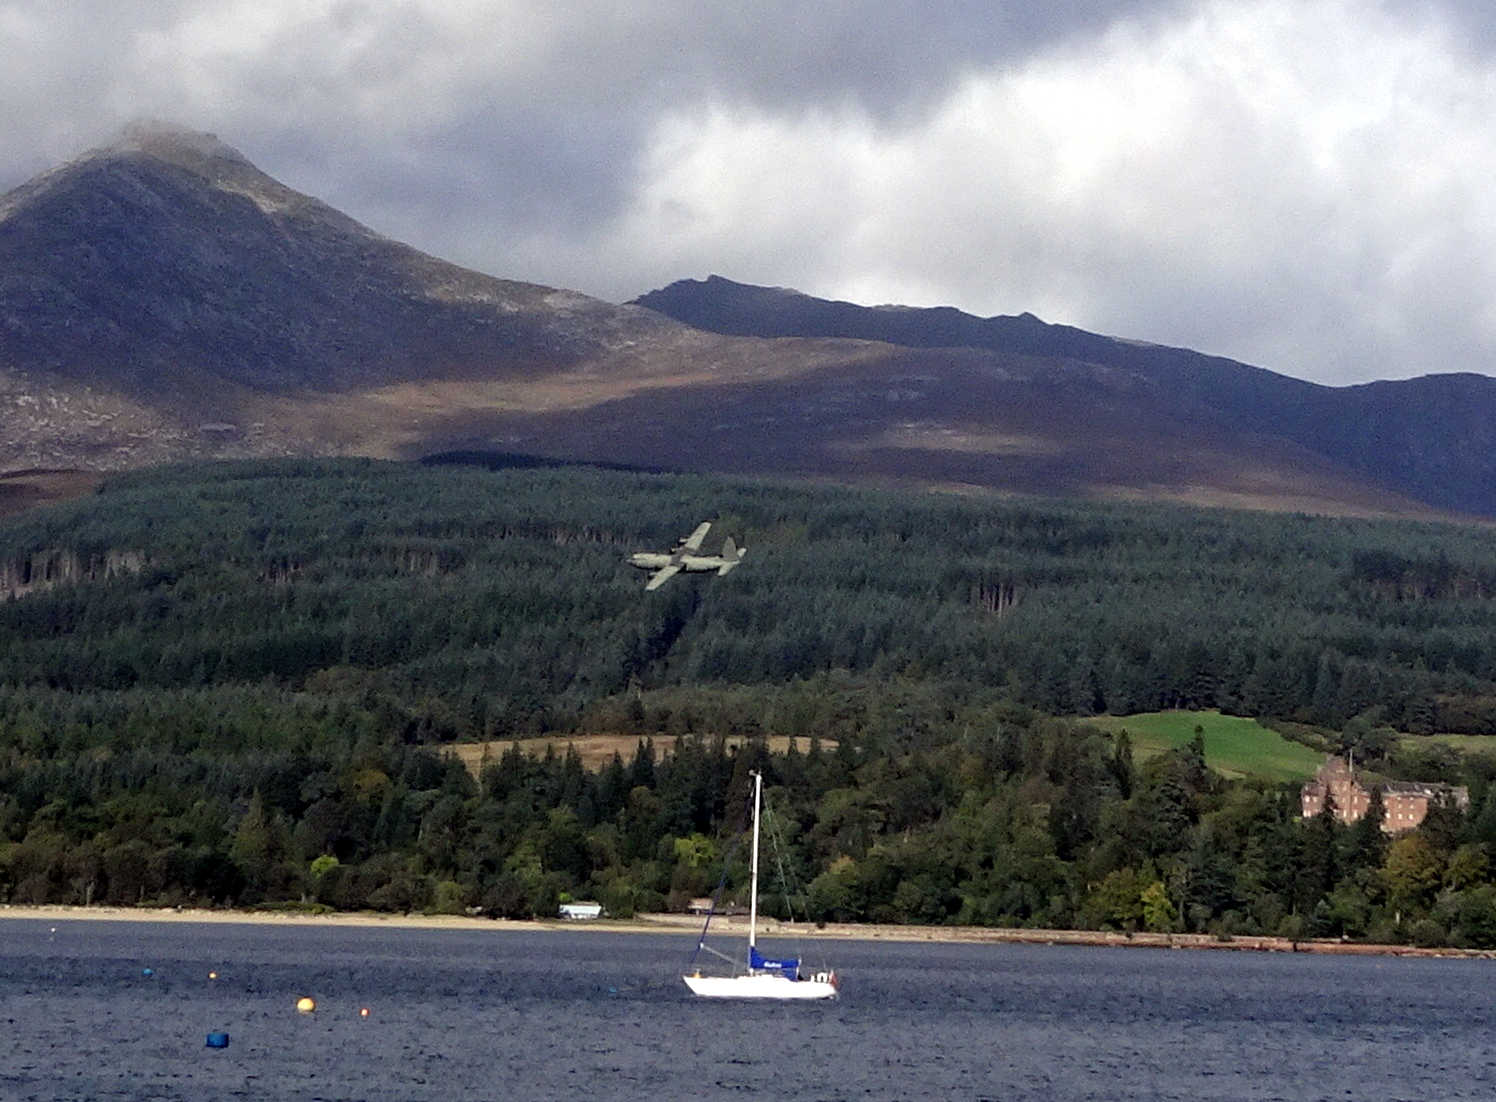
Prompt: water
<box><xmin>3</xmin><ymin>919</ymin><xmax>1495</xmax><ymax>1101</ymax></box>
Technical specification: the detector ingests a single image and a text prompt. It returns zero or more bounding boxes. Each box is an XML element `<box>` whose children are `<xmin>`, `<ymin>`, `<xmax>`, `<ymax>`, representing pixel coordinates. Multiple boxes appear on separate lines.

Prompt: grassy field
<box><xmin>1081</xmin><ymin>710</ymin><xmax>1325</xmax><ymax>783</ymax></box>
<box><xmin>1402</xmin><ymin>733</ymin><xmax>1496</xmax><ymax>758</ymax></box>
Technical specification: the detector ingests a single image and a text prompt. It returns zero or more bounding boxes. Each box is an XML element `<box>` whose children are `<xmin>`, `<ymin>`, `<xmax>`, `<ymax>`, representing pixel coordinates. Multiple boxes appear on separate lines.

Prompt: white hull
<box><xmin>683</xmin><ymin>973</ymin><xmax>837</xmax><ymax>1000</ymax></box>
<box><xmin>686</xmin><ymin>773</ymin><xmax>838</xmax><ymax>1002</ymax></box>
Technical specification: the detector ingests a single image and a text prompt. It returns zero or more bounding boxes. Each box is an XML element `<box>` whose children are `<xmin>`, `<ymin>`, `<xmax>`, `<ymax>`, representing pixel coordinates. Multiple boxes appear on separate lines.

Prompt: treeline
<box><xmin>7</xmin><ymin>698</ymin><xmax>1496</xmax><ymax>948</ymax></box>
<box><xmin>0</xmin><ymin>458</ymin><xmax>1495</xmax><ymax>736</ymax></box>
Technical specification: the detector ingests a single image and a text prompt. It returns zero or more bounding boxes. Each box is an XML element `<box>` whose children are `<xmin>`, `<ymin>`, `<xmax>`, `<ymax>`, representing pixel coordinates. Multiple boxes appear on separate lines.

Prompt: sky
<box><xmin>4</xmin><ymin>0</ymin><xmax>1496</xmax><ymax>386</ymax></box>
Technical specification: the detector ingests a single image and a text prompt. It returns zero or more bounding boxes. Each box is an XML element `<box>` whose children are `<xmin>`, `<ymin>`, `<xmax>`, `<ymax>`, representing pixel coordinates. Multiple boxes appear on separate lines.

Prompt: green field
<box><xmin>1081</xmin><ymin>710</ymin><xmax>1326</xmax><ymax>783</ymax></box>
<box><xmin>1403</xmin><ymin>733</ymin><xmax>1496</xmax><ymax>758</ymax></box>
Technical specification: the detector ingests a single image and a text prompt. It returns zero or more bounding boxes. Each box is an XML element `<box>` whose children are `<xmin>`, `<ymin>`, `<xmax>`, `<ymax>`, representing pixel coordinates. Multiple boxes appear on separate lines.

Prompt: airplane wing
<box><xmin>679</xmin><ymin>522</ymin><xmax>711</xmax><ymax>552</ymax></box>
<box><xmin>644</xmin><ymin>563</ymin><xmax>683</xmax><ymax>591</ymax></box>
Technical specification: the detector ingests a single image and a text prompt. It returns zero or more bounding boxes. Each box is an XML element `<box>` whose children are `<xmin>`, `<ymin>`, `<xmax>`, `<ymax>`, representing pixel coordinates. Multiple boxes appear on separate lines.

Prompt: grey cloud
<box><xmin>0</xmin><ymin>0</ymin><xmax>1167</xmax><ymax>196</ymax></box>
<box><xmin>628</xmin><ymin>0</ymin><xmax>1186</xmax><ymax>120</ymax></box>
<box><xmin>241</xmin><ymin>1</ymin><xmax>1173</xmax><ymax>237</ymax></box>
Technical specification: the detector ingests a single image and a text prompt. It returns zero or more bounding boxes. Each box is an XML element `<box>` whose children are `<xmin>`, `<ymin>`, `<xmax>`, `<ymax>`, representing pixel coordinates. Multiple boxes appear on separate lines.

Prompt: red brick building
<box><xmin>1300</xmin><ymin>755</ymin><xmax>1468</xmax><ymax>833</ymax></box>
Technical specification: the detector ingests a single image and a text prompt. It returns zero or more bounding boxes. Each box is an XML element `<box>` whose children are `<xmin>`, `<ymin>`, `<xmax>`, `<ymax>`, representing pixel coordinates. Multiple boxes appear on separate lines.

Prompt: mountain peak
<box><xmin>104</xmin><ymin>120</ymin><xmax>254</xmax><ymax>169</ymax></box>
<box><xmin>87</xmin><ymin>121</ymin><xmax>279</xmax><ymax>200</ymax></box>
<box><xmin>0</xmin><ymin>124</ymin><xmax>647</xmax><ymax>406</ymax></box>
<box><xmin>1</xmin><ymin>121</ymin><xmax>275</xmax><ymax>226</ymax></box>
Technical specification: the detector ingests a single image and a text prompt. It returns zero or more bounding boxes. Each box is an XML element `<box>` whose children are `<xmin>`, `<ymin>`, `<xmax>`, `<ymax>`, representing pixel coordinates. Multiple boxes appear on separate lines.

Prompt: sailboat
<box><xmin>683</xmin><ymin>770</ymin><xmax>838</xmax><ymax>1000</ymax></box>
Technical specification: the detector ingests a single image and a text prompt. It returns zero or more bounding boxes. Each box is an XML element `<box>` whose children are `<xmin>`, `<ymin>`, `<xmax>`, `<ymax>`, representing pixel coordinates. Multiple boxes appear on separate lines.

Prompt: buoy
<box><xmin>208</xmin><ymin>971</ymin><xmax>218</xmax><ymax>980</ymax></box>
<box><xmin>205</xmin><ymin>1032</ymin><xmax>230</xmax><ymax>1048</ymax></box>
<box><xmin>141</xmin><ymin>967</ymin><xmax>154</xmax><ymax>977</ymax></box>
<box><xmin>359</xmin><ymin>1007</ymin><xmax>370</xmax><ymax>1018</ymax></box>
<box><xmin>296</xmin><ymin>996</ymin><xmax>316</xmax><ymax>1014</ymax></box>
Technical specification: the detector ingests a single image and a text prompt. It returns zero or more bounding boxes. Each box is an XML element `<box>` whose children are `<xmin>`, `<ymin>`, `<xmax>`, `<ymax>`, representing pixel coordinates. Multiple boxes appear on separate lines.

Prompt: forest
<box><xmin>2</xmin><ymin>456</ymin><xmax>1496</xmax><ymax>944</ymax></box>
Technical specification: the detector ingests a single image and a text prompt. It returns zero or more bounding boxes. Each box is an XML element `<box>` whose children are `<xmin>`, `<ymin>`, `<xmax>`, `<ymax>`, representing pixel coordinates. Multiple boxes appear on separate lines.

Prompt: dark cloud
<box><xmin>630</xmin><ymin>1</ymin><xmax>1185</xmax><ymax>119</ymax></box>
<box><xmin>0</xmin><ymin>1</ymin><xmax>1169</xmax><ymax>203</ymax></box>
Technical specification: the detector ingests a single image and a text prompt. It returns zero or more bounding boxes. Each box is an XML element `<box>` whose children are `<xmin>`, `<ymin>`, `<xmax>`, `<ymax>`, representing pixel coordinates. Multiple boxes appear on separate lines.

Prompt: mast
<box><xmin>748</xmin><ymin>770</ymin><xmax>761</xmax><ymax>956</ymax></box>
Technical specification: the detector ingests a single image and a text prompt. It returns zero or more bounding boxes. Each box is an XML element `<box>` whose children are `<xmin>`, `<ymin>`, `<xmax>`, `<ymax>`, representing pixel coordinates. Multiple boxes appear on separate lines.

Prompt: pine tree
<box><xmin>1110</xmin><ymin>730</ymin><xmax>1135</xmax><ymax>799</ymax></box>
<box><xmin>1347</xmin><ymin>786</ymin><xmax>1387</xmax><ymax>871</ymax></box>
<box><xmin>1296</xmin><ymin>795</ymin><xmax>1338</xmax><ymax>913</ymax></box>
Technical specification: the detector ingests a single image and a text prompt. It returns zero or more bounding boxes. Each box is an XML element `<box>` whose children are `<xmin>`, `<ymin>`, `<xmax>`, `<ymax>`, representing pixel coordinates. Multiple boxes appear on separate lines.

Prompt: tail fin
<box><xmin>718</xmin><ymin>538</ymin><xmax>744</xmax><ymax>575</ymax></box>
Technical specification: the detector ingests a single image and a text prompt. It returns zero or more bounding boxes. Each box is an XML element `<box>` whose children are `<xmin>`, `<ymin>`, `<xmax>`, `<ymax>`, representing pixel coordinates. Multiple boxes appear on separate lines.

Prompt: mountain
<box><xmin>634</xmin><ymin>276</ymin><xmax>1496</xmax><ymax>517</ymax></box>
<box><xmin>0</xmin><ymin>122</ymin><xmax>677</xmax><ymax>395</ymax></box>
<box><xmin>0</xmin><ymin>123</ymin><xmax>864</xmax><ymax>470</ymax></box>
<box><xmin>1</xmin><ymin>125</ymin><xmax>1488</xmax><ymax>519</ymax></box>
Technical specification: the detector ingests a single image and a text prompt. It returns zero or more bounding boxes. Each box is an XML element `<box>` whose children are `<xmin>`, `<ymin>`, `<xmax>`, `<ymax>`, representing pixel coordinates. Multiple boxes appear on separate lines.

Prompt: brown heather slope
<box><xmin>0</xmin><ymin>470</ymin><xmax>105</xmax><ymax>518</ymax></box>
<box><xmin>0</xmin><ymin>124</ymin><xmax>1475</xmax><ymax>520</ymax></box>
<box><xmin>637</xmin><ymin>276</ymin><xmax>1496</xmax><ymax>517</ymax></box>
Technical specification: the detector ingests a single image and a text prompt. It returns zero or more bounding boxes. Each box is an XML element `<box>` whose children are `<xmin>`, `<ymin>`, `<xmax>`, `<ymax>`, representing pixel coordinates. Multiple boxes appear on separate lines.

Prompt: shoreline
<box><xmin>3</xmin><ymin>904</ymin><xmax>1491</xmax><ymax>959</ymax></box>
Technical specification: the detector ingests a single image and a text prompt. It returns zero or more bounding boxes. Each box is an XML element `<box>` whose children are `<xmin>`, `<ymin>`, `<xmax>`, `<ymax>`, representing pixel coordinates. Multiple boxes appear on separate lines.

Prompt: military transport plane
<box><xmin>628</xmin><ymin>522</ymin><xmax>747</xmax><ymax>590</ymax></box>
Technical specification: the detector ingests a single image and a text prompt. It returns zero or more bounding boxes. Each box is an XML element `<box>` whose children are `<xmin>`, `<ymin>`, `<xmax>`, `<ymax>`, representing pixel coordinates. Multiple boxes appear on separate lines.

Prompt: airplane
<box><xmin>628</xmin><ymin>522</ymin><xmax>747</xmax><ymax>590</ymax></box>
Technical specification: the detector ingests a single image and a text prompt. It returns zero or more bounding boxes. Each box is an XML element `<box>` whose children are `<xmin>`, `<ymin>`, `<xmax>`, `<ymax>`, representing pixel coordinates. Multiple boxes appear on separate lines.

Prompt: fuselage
<box><xmin>628</xmin><ymin>551</ymin><xmax>733</xmax><ymax>573</ymax></box>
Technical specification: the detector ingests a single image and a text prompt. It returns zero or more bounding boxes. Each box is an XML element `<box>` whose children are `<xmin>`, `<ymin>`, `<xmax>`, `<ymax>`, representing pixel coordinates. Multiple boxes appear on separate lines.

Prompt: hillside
<box><xmin>3</xmin><ymin>458</ymin><xmax>1496</xmax><ymax>941</ymax></box>
<box><xmin>635</xmin><ymin>276</ymin><xmax>1496</xmax><ymax>516</ymax></box>
<box><xmin>2</xmin><ymin>458</ymin><xmax>1494</xmax><ymax>735</ymax></box>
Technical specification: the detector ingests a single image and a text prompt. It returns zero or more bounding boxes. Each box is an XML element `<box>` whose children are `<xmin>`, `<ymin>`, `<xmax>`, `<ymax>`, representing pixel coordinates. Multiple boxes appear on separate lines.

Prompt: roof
<box><xmin>1382</xmin><ymin>781</ymin><xmax>1468</xmax><ymax>800</ymax></box>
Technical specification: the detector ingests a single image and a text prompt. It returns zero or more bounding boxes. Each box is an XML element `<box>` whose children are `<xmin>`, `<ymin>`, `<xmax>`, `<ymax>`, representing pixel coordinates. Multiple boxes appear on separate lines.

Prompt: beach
<box><xmin>4</xmin><ymin>903</ymin><xmax>1491</xmax><ymax>958</ymax></box>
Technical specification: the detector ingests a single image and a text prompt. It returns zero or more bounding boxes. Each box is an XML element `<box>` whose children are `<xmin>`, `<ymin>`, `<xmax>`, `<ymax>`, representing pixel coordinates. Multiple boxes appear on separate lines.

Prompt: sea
<box><xmin>2</xmin><ymin>918</ymin><xmax>1494</xmax><ymax>1101</ymax></box>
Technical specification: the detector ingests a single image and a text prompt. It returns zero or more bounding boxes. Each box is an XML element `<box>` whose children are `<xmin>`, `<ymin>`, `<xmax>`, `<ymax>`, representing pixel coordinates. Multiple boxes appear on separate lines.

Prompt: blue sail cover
<box><xmin>749</xmin><ymin>947</ymin><xmax>801</xmax><ymax>978</ymax></box>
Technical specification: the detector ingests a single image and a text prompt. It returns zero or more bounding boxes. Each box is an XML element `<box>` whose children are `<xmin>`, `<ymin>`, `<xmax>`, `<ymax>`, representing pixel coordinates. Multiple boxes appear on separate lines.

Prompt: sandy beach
<box><xmin>4</xmin><ymin>904</ymin><xmax>1493</xmax><ymax>959</ymax></box>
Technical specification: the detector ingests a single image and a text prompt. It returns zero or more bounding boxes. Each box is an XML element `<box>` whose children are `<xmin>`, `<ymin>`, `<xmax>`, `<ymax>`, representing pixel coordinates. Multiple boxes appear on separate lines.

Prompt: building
<box><xmin>1381</xmin><ymin>781</ymin><xmax>1469</xmax><ymax>833</ymax></box>
<box><xmin>687</xmin><ymin>898</ymin><xmax>748</xmax><ymax>916</ymax></box>
<box><xmin>1300</xmin><ymin>755</ymin><xmax>1468</xmax><ymax>833</ymax></box>
<box><xmin>557</xmin><ymin>902</ymin><xmax>604</xmax><ymax>920</ymax></box>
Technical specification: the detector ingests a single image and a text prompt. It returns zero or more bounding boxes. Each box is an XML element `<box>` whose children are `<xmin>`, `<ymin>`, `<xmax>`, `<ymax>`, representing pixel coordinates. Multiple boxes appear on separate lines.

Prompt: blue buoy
<box><xmin>205</xmin><ymin>1032</ymin><xmax>230</xmax><ymax>1048</ymax></box>
<box><xmin>141</xmin><ymin>967</ymin><xmax>154</xmax><ymax>977</ymax></box>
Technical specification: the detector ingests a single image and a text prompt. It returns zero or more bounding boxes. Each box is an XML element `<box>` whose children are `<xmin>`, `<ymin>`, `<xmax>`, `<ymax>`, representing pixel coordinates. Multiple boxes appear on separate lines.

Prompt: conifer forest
<box><xmin>3</xmin><ymin>457</ymin><xmax>1496</xmax><ymax>946</ymax></box>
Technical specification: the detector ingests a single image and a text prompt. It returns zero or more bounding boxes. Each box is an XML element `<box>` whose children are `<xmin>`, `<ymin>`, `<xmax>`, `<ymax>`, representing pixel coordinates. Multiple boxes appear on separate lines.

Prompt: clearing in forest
<box><xmin>447</xmin><ymin>734</ymin><xmax>834</xmax><ymax>776</ymax></box>
<box><xmin>1405</xmin><ymin>733</ymin><xmax>1496</xmax><ymax>757</ymax></box>
<box><xmin>1082</xmin><ymin>710</ymin><xmax>1324</xmax><ymax>783</ymax></box>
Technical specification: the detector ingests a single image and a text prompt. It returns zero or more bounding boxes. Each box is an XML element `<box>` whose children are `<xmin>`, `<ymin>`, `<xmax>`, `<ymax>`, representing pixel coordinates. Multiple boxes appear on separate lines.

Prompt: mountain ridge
<box><xmin>1</xmin><ymin>126</ymin><xmax>1490</xmax><ymax>519</ymax></box>
<box><xmin>633</xmin><ymin>276</ymin><xmax>1496</xmax><ymax>515</ymax></box>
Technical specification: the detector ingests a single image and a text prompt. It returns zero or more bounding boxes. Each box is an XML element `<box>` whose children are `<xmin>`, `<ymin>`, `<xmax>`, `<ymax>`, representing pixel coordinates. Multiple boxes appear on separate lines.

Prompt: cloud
<box><xmin>2</xmin><ymin>0</ymin><xmax>1495</xmax><ymax>384</ymax></box>
<box><xmin>586</xmin><ymin>0</ymin><xmax>1496</xmax><ymax>383</ymax></box>
<box><xmin>0</xmin><ymin>1</ymin><xmax>1175</xmax><ymax>214</ymax></box>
